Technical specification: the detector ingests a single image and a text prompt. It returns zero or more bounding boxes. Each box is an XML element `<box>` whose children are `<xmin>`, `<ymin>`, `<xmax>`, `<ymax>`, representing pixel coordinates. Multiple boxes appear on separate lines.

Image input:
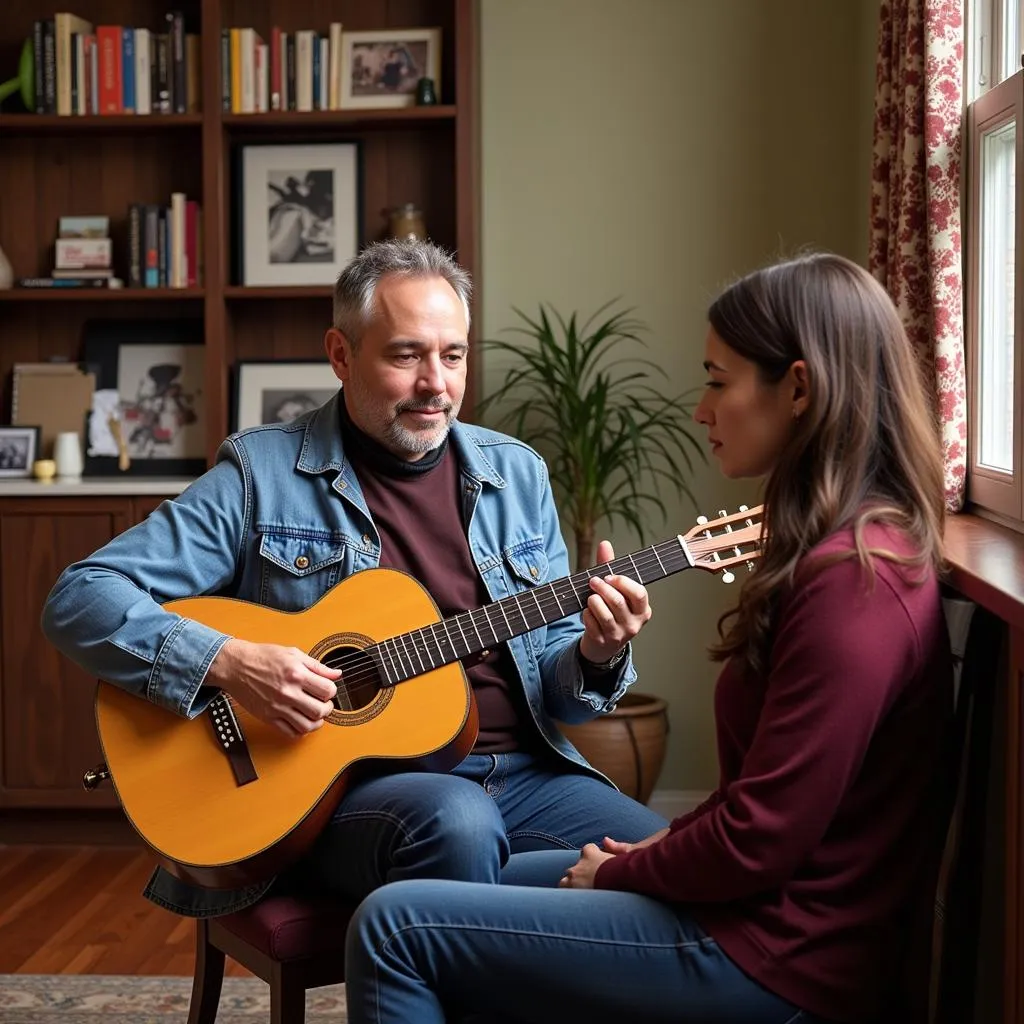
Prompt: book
<box><xmin>55</xmin><ymin>237</ymin><xmax>112</xmax><ymax>269</ymax></box>
<box><xmin>54</xmin><ymin>12</ymin><xmax>94</xmax><ymax>116</ymax></box>
<box><xmin>16</xmin><ymin>277</ymin><xmax>113</xmax><ymax>288</ymax></box>
<box><xmin>59</xmin><ymin>215</ymin><xmax>109</xmax><ymax>238</ymax></box>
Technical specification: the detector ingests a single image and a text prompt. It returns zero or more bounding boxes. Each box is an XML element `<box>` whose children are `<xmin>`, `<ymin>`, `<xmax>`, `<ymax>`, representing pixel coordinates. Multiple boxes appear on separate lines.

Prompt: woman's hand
<box><xmin>558</xmin><ymin>843</ymin><xmax>616</xmax><ymax>890</ymax></box>
<box><xmin>600</xmin><ymin>827</ymin><xmax>670</xmax><ymax>854</ymax></box>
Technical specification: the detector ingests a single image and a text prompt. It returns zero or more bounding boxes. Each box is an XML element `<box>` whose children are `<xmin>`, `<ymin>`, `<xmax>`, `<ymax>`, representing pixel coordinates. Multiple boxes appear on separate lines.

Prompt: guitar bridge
<box><xmin>208</xmin><ymin>694</ymin><xmax>258</xmax><ymax>787</ymax></box>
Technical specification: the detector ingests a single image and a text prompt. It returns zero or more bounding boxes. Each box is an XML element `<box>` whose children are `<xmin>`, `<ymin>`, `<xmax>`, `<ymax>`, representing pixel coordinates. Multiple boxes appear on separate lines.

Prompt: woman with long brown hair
<box><xmin>341</xmin><ymin>253</ymin><xmax>954</xmax><ymax>1024</ymax></box>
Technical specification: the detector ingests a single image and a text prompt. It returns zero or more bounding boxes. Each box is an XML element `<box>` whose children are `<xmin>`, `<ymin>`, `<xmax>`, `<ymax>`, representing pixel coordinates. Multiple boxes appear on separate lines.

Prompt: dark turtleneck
<box><xmin>339</xmin><ymin>396</ymin><xmax>534</xmax><ymax>754</ymax></box>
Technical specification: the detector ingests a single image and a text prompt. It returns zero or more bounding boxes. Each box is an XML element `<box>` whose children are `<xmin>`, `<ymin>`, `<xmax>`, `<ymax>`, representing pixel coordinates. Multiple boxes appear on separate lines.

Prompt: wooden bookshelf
<box><xmin>0</xmin><ymin>0</ymin><xmax>480</xmax><ymax>463</ymax></box>
<box><xmin>0</xmin><ymin>0</ymin><xmax>478</xmax><ymax>818</ymax></box>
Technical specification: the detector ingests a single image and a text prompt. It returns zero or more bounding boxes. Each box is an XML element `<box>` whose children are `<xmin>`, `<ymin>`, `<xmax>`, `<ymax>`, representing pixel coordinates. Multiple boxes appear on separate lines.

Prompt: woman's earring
<box><xmin>792</xmin><ymin>408</ymin><xmax>800</xmax><ymax>420</ymax></box>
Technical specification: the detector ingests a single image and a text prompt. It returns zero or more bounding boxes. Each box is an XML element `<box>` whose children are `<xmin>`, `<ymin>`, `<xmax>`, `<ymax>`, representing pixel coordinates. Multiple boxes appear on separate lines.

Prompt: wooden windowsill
<box><xmin>944</xmin><ymin>513</ymin><xmax>1024</xmax><ymax>632</ymax></box>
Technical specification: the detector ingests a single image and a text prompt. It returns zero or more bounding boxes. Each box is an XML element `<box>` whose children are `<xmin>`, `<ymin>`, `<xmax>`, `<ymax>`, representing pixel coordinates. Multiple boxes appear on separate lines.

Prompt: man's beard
<box><xmin>385</xmin><ymin>396</ymin><xmax>456</xmax><ymax>455</ymax></box>
<box><xmin>347</xmin><ymin>376</ymin><xmax>459</xmax><ymax>458</ymax></box>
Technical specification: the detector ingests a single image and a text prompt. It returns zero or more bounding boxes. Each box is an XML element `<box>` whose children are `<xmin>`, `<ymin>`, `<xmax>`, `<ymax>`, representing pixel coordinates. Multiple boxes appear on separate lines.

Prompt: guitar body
<box><xmin>95</xmin><ymin>567</ymin><xmax>477</xmax><ymax>889</ymax></box>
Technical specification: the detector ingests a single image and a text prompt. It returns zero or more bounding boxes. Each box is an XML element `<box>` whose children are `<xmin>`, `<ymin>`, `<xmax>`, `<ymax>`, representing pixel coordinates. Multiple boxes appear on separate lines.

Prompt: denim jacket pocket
<box><xmin>257</xmin><ymin>529</ymin><xmax>347</xmax><ymax>611</ymax></box>
<box><xmin>503</xmin><ymin>538</ymin><xmax>551</xmax><ymax>654</ymax></box>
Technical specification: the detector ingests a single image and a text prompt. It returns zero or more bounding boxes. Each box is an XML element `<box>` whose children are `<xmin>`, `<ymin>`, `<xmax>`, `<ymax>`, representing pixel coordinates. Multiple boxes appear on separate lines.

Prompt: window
<box><xmin>966</xmin><ymin>0</ymin><xmax>1024</xmax><ymax>523</ymax></box>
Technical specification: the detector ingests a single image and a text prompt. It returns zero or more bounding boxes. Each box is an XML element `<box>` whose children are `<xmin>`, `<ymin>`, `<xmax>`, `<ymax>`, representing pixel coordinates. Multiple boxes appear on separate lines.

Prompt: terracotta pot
<box><xmin>559</xmin><ymin>692</ymin><xmax>669</xmax><ymax>804</ymax></box>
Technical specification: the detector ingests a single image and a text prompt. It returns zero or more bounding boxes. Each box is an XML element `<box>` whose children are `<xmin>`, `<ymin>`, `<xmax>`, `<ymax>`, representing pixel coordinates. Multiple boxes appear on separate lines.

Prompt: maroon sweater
<box><xmin>595</xmin><ymin>525</ymin><xmax>953</xmax><ymax>1023</ymax></box>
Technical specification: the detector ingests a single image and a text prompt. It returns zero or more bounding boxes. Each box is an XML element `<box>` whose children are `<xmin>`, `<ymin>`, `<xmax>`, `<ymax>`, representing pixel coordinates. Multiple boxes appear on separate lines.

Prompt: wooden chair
<box><xmin>186</xmin><ymin>889</ymin><xmax>356</xmax><ymax>1024</ymax></box>
<box><xmin>892</xmin><ymin>597</ymin><xmax>1002</xmax><ymax>1023</ymax></box>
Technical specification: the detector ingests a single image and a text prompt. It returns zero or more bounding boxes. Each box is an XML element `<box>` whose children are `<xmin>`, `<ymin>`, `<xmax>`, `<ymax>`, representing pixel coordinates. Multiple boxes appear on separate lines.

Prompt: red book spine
<box><xmin>96</xmin><ymin>25</ymin><xmax>122</xmax><ymax>114</ymax></box>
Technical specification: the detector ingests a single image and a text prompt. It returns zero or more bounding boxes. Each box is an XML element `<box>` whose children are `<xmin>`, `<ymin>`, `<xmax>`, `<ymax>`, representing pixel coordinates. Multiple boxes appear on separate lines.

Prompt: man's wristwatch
<box><xmin>580</xmin><ymin>646</ymin><xmax>627</xmax><ymax>672</ymax></box>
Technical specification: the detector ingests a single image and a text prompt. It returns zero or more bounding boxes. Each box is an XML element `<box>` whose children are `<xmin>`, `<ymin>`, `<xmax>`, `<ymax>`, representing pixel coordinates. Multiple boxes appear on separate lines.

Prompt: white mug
<box><xmin>54</xmin><ymin>431</ymin><xmax>84</xmax><ymax>479</ymax></box>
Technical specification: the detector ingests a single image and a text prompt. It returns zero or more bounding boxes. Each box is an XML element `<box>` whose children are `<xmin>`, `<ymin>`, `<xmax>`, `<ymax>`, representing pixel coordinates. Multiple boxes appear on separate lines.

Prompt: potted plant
<box><xmin>477</xmin><ymin>301</ymin><xmax>706</xmax><ymax>801</ymax></box>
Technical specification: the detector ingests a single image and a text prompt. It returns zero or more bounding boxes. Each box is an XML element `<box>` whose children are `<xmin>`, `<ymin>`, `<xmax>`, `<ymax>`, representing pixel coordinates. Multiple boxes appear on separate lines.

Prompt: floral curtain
<box><xmin>868</xmin><ymin>0</ymin><xmax>966</xmax><ymax>511</ymax></box>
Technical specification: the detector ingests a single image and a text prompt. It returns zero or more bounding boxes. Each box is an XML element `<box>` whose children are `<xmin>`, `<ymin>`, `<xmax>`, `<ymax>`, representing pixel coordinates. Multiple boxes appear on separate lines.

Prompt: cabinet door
<box><xmin>0</xmin><ymin>500</ymin><xmax>132</xmax><ymax>808</ymax></box>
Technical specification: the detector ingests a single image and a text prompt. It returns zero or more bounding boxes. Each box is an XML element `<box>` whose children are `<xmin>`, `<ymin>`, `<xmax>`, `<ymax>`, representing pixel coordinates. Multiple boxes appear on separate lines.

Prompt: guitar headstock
<box><xmin>682</xmin><ymin>505</ymin><xmax>765</xmax><ymax>583</ymax></box>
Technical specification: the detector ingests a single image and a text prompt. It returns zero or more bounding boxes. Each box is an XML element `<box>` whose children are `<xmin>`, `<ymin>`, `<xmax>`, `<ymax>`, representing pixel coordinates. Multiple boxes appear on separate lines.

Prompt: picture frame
<box><xmin>81</xmin><ymin>319</ymin><xmax>207</xmax><ymax>477</ymax></box>
<box><xmin>340</xmin><ymin>28</ymin><xmax>442</xmax><ymax>109</ymax></box>
<box><xmin>0</xmin><ymin>425</ymin><xmax>40</xmax><ymax>478</ymax></box>
<box><xmin>233</xmin><ymin>360</ymin><xmax>341</xmax><ymax>433</ymax></box>
<box><xmin>238</xmin><ymin>142</ymin><xmax>360</xmax><ymax>287</ymax></box>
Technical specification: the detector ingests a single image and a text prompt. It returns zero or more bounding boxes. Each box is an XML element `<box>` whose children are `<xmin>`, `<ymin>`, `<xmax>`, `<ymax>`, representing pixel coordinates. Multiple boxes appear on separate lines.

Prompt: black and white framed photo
<box><xmin>0</xmin><ymin>425</ymin><xmax>40</xmax><ymax>478</ymax></box>
<box><xmin>233</xmin><ymin>360</ymin><xmax>341</xmax><ymax>432</ymax></box>
<box><xmin>340</xmin><ymin>28</ymin><xmax>441</xmax><ymax>109</ymax></box>
<box><xmin>81</xmin><ymin>319</ymin><xmax>206</xmax><ymax>477</ymax></box>
<box><xmin>239</xmin><ymin>142</ymin><xmax>360</xmax><ymax>286</ymax></box>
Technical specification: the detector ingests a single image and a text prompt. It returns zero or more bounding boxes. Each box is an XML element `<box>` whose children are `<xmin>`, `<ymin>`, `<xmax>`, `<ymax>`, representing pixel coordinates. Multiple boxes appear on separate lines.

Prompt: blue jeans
<box><xmin>301</xmin><ymin>752</ymin><xmax>667</xmax><ymax>903</ymax></box>
<box><xmin>344</xmin><ymin>850</ymin><xmax>820</xmax><ymax>1024</ymax></box>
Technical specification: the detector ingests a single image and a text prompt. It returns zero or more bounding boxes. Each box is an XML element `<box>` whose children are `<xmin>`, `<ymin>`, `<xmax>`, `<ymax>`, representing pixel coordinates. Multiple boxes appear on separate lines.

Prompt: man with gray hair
<box><xmin>42</xmin><ymin>239</ymin><xmax>665</xmax><ymax>919</ymax></box>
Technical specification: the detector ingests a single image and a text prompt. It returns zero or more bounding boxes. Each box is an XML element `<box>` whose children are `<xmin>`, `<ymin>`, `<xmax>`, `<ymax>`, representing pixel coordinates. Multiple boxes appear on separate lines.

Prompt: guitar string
<box><xmin>213</xmin><ymin>534</ymin><xmax>759</xmax><ymax>713</ymax></box>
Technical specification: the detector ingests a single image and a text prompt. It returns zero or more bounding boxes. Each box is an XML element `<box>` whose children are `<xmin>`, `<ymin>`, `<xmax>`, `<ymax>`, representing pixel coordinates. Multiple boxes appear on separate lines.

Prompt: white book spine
<box><xmin>135</xmin><ymin>29</ymin><xmax>151</xmax><ymax>114</ymax></box>
<box><xmin>328</xmin><ymin>22</ymin><xmax>342</xmax><ymax>110</ymax></box>
<box><xmin>257</xmin><ymin>43</ymin><xmax>268</xmax><ymax>112</ymax></box>
<box><xmin>240</xmin><ymin>27</ymin><xmax>255</xmax><ymax>114</ymax></box>
<box><xmin>170</xmin><ymin>192</ymin><xmax>186</xmax><ymax>288</ymax></box>
<box><xmin>296</xmin><ymin>30</ymin><xmax>313</xmax><ymax>112</ymax></box>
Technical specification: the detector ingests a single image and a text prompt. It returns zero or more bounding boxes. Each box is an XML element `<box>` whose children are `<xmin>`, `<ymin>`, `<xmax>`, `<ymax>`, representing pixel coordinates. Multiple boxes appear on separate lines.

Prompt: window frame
<box><xmin>966</xmin><ymin>0</ymin><xmax>1024</xmax><ymax>526</ymax></box>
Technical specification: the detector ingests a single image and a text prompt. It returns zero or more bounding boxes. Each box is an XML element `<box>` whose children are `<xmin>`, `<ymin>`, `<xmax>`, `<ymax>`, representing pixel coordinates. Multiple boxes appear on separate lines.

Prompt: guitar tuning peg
<box><xmin>746</xmin><ymin>561</ymin><xmax>756</xmax><ymax>573</ymax></box>
<box><xmin>738</xmin><ymin>504</ymin><xmax>748</xmax><ymax>512</ymax></box>
<box><xmin>721</xmin><ymin>570</ymin><xmax>736</xmax><ymax>584</ymax></box>
<box><xmin>717</xmin><ymin>509</ymin><xmax>728</xmax><ymax>518</ymax></box>
<box><xmin>696</xmin><ymin>515</ymin><xmax>708</xmax><ymax>526</ymax></box>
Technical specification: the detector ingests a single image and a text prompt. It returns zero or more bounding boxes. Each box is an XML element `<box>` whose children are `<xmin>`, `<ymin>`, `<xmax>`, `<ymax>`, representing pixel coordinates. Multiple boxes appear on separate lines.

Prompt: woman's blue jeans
<box><xmin>301</xmin><ymin>752</ymin><xmax>667</xmax><ymax>904</ymax></box>
<box><xmin>344</xmin><ymin>849</ymin><xmax>820</xmax><ymax>1024</ymax></box>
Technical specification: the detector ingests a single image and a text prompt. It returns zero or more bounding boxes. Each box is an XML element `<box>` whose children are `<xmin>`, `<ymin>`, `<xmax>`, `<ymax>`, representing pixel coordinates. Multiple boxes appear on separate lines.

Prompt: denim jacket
<box><xmin>42</xmin><ymin>393</ymin><xmax>636</xmax><ymax>917</ymax></box>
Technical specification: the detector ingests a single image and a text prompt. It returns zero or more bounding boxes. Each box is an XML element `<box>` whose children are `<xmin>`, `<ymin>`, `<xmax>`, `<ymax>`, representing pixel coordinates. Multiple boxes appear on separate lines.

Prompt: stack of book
<box><xmin>127</xmin><ymin>193</ymin><xmax>201</xmax><ymax>288</ymax></box>
<box><xmin>31</xmin><ymin>10</ymin><xmax>199</xmax><ymax>116</ymax></box>
<box><xmin>17</xmin><ymin>216</ymin><xmax>121</xmax><ymax>289</ymax></box>
<box><xmin>223</xmin><ymin>23</ymin><xmax>343</xmax><ymax>113</ymax></box>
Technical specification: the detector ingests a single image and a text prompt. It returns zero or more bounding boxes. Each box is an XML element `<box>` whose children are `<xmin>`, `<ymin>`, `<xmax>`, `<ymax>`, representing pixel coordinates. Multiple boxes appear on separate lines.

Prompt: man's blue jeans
<box><xmin>344</xmin><ymin>849</ymin><xmax>822</xmax><ymax>1024</ymax></box>
<box><xmin>301</xmin><ymin>752</ymin><xmax>667</xmax><ymax>904</ymax></box>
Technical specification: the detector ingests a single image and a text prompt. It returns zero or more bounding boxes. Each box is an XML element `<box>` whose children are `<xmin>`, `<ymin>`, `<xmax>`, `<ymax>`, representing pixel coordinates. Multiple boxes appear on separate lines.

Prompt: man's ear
<box><xmin>324</xmin><ymin>328</ymin><xmax>353</xmax><ymax>382</ymax></box>
<box><xmin>790</xmin><ymin>359</ymin><xmax>810</xmax><ymax>418</ymax></box>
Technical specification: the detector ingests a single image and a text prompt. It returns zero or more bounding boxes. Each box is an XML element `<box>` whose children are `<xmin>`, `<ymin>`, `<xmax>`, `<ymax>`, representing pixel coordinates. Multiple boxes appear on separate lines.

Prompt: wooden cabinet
<box><xmin>0</xmin><ymin>496</ymin><xmax>173</xmax><ymax>808</ymax></box>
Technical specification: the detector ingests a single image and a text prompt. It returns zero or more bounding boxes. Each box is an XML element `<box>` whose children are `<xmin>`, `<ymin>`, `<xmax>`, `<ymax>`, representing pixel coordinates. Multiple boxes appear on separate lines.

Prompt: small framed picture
<box><xmin>81</xmin><ymin>319</ymin><xmax>207</xmax><ymax>477</ymax></box>
<box><xmin>0</xmin><ymin>425</ymin><xmax>40</xmax><ymax>478</ymax></box>
<box><xmin>340</xmin><ymin>28</ymin><xmax>441</xmax><ymax>109</ymax></box>
<box><xmin>239</xmin><ymin>142</ymin><xmax>361</xmax><ymax>287</ymax></box>
<box><xmin>233</xmin><ymin>360</ymin><xmax>341</xmax><ymax>433</ymax></box>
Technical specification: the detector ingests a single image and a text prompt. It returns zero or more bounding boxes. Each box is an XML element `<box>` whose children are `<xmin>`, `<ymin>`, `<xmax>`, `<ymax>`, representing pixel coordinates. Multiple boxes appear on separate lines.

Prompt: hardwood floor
<box><xmin>0</xmin><ymin>844</ymin><xmax>251</xmax><ymax>975</ymax></box>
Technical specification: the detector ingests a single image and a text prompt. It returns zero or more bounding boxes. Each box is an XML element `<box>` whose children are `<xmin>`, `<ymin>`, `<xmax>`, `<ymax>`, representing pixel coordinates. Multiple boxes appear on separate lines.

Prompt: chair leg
<box><xmin>270</xmin><ymin>961</ymin><xmax>306</xmax><ymax>1024</ymax></box>
<box><xmin>187</xmin><ymin>918</ymin><xmax>227</xmax><ymax>1024</ymax></box>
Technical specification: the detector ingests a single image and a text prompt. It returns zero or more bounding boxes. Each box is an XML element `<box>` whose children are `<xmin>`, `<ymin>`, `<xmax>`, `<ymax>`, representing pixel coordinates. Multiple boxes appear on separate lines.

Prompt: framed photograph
<box><xmin>234</xmin><ymin>360</ymin><xmax>341</xmax><ymax>432</ymax></box>
<box><xmin>239</xmin><ymin>142</ymin><xmax>360</xmax><ymax>287</ymax></box>
<box><xmin>0</xmin><ymin>425</ymin><xmax>40</xmax><ymax>478</ymax></box>
<box><xmin>340</xmin><ymin>28</ymin><xmax>441</xmax><ymax>109</ymax></box>
<box><xmin>81</xmin><ymin>319</ymin><xmax>207</xmax><ymax>477</ymax></box>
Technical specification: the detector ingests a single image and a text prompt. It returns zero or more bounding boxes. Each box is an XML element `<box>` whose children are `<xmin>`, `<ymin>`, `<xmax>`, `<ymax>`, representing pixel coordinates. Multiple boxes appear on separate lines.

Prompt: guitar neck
<box><xmin>369</xmin><ymin>538</ymin><xmax>694</xmax><ymax>685</ymax></box>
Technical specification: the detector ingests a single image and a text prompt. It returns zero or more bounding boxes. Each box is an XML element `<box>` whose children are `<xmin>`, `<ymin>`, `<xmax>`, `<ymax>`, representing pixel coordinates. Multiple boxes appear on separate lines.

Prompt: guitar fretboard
<box><xmin>362</xmin><ymin>538</ymin><xmax>693</xmax><ymax>686</ymax></box>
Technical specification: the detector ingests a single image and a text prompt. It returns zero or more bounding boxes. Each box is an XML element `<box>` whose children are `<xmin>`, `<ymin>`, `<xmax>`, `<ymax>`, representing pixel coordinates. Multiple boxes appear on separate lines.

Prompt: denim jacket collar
<box><xmin>295</xmin><ymin>390</ymin><xmax>507</xmax><ymax>491</ymax></box>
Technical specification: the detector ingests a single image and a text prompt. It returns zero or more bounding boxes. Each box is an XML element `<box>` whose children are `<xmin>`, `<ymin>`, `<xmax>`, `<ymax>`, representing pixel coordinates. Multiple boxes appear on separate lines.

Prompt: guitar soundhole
<box><xmin>322</xmin><ymin>644</ymin><xmax>382</xmax><ymax>713</ymax></box>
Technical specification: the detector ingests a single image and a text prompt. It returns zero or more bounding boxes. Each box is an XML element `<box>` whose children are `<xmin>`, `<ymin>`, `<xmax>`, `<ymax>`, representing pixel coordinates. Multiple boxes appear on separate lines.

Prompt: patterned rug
<box><xmin>0</xmin><ymin>975</ymin><xmax>347</xmax><ymax>1023</ymax></box>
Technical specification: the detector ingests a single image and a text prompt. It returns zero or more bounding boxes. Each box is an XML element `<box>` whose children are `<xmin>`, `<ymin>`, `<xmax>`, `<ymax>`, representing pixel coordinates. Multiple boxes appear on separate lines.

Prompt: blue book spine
<box><xmin>312</xmin><ymin>34</ymin><xmax>321</xmax><ymax>110</ymax></box>
<box><xmin>122</xmin><ymin>28</ymin><xmax>136</xmax><ymax>113</ymax></box>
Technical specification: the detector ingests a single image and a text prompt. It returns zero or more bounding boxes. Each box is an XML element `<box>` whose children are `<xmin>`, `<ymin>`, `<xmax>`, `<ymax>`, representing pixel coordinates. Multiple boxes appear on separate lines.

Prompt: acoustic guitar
<box><xmin>90</xmin><ymin>505</ymin><xmax>763</xmax><ymax>888</ymax></box>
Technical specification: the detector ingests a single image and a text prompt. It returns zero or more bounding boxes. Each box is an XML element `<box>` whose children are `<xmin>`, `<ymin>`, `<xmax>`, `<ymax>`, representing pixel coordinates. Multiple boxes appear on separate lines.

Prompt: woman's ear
<box><xmin>789</xmin><ymin>359</ymin><xmax>810</xmax><ymax>418</ymax></box>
